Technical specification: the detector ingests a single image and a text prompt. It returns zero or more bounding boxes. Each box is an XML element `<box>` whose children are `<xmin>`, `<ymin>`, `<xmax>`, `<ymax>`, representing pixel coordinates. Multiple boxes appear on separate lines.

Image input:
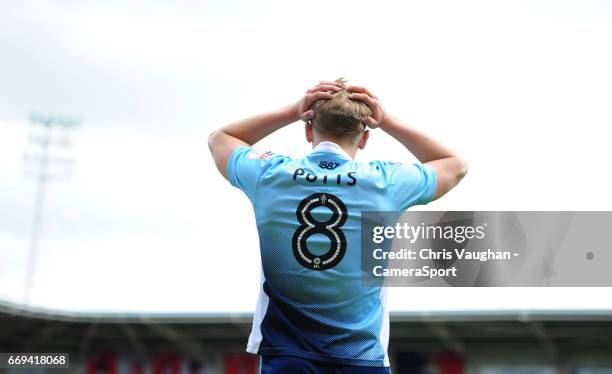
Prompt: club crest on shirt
<box><xmin>247</xmin><ymin>148</ymin><xmax>275</xmax><ymax>160</ymax></box>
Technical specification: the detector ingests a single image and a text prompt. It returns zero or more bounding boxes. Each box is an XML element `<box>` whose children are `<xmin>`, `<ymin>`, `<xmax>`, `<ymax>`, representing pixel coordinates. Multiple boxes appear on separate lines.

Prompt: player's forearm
<box><xmin>214</xmin><ymin>104</ymin><xmax>299</xmax><ymax>146</ymax></box>
<box><xmin>379</xmin><ymin>113</ymin><xmax>459</xmax><ymax>164</ymax></box>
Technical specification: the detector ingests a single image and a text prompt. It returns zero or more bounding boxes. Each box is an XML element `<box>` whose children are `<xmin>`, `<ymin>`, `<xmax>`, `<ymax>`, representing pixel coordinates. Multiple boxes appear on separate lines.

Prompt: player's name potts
<box><xmin>372</xmin><ymin>248</ymin><xmax>516</xmax><ymax>262</ymax></box>
<box><xmin>372</xmin><ymin>265</ymin><xmax>458</xmax><ymax>278</ymax></box>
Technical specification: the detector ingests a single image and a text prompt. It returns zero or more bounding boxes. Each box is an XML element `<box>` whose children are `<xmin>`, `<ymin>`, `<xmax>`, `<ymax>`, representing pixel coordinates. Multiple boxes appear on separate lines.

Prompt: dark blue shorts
<box><xmin>259</xmin><ymin>356</ymin><xmax>392</xmax><ymax>374</ymax></box>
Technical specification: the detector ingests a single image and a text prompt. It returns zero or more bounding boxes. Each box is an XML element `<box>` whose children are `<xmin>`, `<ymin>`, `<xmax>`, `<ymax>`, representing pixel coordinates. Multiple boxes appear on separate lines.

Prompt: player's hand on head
<box><xmin>346</xmin><ymin>85</ymin><xmax>385</xmax><ymax>129</ymax></box>
<box><xmin>295</xmin><ymin>81</ymin><xmax>342</xmax><ymax>122</ymax></box>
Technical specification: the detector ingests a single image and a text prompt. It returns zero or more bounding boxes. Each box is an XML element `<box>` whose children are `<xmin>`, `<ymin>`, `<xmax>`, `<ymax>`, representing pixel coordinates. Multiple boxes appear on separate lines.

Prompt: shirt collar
<box><xmin>311</xmin><ymin>141</ymin><xmax>352</xmax><ymax>160</ymax></box>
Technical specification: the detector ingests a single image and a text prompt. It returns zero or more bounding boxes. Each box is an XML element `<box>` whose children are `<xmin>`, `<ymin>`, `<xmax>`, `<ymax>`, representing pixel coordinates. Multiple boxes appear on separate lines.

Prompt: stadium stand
<box><xmin>1</xmin><ymin>299</ymin><xmax>612</xmax><ymax>373</ymax></box>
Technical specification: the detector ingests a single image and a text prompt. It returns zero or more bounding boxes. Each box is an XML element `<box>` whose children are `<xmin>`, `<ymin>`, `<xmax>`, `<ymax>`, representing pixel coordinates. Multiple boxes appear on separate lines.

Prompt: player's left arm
<box><xmin>208</xmin><ymin>82</ymin><xmax>341</xmax><ymax>180</ymax></box>
<box><xmin>346</xmin><ymin>85</ymin><xmax>468</xmax><ymax>201</ymax></box>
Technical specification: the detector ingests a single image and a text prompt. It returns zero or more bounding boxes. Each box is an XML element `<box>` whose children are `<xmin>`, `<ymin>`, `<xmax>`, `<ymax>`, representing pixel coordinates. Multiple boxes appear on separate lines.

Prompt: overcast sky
<box><xmin>1</xmin><ymin>0</ymin><xmax>611</xmax><ymax>313</ymax></box>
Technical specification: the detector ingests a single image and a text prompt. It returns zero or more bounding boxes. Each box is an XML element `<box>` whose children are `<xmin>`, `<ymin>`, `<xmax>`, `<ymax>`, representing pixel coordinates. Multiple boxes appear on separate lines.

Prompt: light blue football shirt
<box><xmin>227</xmin><ymin>141</ymin><xmax>437</xmax><ymax>367</ymax></box>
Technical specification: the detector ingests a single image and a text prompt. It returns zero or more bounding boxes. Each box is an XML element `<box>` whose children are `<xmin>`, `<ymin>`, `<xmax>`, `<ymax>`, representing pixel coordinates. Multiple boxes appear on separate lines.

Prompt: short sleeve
<box><xmin>390</xmin><ymin>162</ymin><xmax>438</xmax><ymax>210</ymax></box>
<box><xmin>226</xmin><ymin>146</ymin><xmax>280</xmax><ymax>201</ymax></box>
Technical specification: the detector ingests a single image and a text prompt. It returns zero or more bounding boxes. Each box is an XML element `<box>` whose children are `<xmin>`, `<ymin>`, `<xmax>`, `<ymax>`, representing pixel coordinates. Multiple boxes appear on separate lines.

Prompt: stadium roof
<box><xmin>2</xmin><ymin>299</ymin><xmax>612</xmax><ymax>357</ymax></box>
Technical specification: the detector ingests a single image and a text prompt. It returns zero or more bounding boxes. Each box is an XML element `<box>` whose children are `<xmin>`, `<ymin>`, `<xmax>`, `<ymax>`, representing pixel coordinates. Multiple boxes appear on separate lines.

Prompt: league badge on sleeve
<box><xmin>247</xmin><ymin>148</ymin><xmax>275</xmax><ymax>160</ymax></box>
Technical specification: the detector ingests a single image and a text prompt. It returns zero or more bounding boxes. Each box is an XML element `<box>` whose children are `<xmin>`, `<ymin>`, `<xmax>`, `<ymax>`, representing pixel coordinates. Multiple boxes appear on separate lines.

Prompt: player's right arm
<box><xmin>346</xmin><ymin>85</ymin><xmax>468</xmax><ymax>201</ymax></box>
<box><xmin>208</xmin><ymin>82</ymin><xmax>340</xmax><ymax>180</ymax></box>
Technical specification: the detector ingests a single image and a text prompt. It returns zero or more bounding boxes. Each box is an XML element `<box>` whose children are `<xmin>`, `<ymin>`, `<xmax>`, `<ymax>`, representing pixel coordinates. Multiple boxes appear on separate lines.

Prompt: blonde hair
<box><xmin>311</xmin><ymin>78</ymin><xmax>372</xmax><ymax>136</ymax></box>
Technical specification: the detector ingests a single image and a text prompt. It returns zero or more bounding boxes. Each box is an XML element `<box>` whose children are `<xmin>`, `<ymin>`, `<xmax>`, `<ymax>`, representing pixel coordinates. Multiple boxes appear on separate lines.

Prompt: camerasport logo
<box><xmin>247</xmin><ymin>149</ymin><xmax>275</xmax><ymax>160</ymax></box>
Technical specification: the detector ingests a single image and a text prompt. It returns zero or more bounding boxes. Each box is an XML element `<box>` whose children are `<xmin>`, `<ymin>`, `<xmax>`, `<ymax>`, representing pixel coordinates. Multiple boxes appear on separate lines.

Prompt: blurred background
<box><xmin>1</xmin><ymin>0</ymin><xmax>611</xmax><ymax>373</ymax></box>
